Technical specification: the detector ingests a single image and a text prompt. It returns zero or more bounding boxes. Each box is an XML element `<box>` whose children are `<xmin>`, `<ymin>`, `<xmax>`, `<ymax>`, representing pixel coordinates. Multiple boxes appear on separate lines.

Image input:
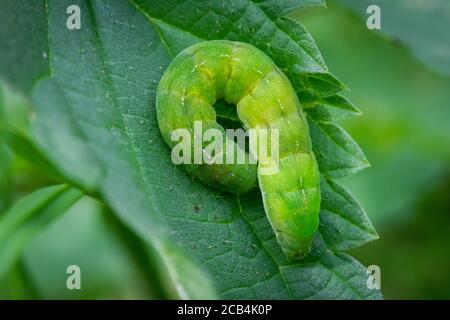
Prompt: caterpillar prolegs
<box><xmin>156</xmin><ymin>40</ymin><xmax>320</xmax><ymax>259</ymax></box>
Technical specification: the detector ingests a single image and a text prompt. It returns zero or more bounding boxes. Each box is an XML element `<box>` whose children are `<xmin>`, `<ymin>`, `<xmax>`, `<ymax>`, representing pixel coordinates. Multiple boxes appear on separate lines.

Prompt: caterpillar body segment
<box><xmin>156</xmin><ymin>40</ymin><xmax>320</xmax><ymax>258</ymax></box>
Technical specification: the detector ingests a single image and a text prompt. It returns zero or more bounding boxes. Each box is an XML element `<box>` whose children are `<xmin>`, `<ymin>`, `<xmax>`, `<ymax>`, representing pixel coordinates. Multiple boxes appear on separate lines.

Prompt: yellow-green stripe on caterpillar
<box><xmin>156</xmin><ymin>40</ymin><xmax>320</xmax><ymax>259</ymax></box>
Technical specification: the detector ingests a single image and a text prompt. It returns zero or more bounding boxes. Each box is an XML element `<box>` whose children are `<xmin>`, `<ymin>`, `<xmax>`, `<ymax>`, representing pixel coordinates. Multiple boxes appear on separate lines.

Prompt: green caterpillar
<box><xmin>156</xmin><ymin>40</ymin><xmax>320</xmax><ymax>259</ymax></box>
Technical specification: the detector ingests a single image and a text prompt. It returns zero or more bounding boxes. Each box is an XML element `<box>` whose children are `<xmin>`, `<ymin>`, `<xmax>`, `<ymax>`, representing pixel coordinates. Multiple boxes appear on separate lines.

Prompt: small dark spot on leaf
<box><xmin>391</xmin><ymin>37</ymin><xmax>404</xmax><ymax>48</ymax></box>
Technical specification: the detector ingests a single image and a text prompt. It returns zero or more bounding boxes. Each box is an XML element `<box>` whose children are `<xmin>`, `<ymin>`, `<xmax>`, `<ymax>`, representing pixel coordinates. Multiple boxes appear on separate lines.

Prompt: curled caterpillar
<box><xmin>156</xmin><ymin>40</ymin><xmax>320</xmax><ymax>259</ymax></box>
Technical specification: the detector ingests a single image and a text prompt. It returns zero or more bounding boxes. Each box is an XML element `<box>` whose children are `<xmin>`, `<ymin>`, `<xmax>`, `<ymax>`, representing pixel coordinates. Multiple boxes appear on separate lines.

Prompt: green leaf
<box><xmin>0</xmin><ymin>89</ymin><xmax>13</xmax><ymax>213</ymax></box>
<box><xmin>253</xmin><ymin>0</ymin><xmax>326</xmax><ymax>19</ymax></box>
<box><xmin>304</xmin><ymin>94</ymin><xmax>362</xmax><ymax>121</ymax></box>
<box><xmin>0</xmin><ymin>185</ymin><xmax>83</xmax><ymax>279</ymax></box>
<box><xmin>270</xmin><ymin>16</ymin><xmax>346</xmax><ymax>96</ymax></box>
<box><xmin>308</xmin><ymin>117</ymin><xmax>370</xmax><ymax>179</ymax></box>
<box><xmin>131</xmin><ymin>0</ymin><xmax>344</xmax><ymax>97</ymax></box>
<box><xmin>0</xmin><ymin>126</ymin><xmax>60</xmax><ymax>179</ymax></box>
<box><xmin>0</xmin><ymin>259</ymin><xmax>40</xmax><ymax>299</ymax></box>
<box><xmin>281</xmin><ymin>250</ymin><xmax>381</xmax><ymax>299</ymax></box>
<box><xmin>0</xmin><ymin>0</ymin><xmax>50</xmax><ymax>96</ymax></box>
<box><xmin>0</xmin><ymin>141</ymin><xmax>12</xmax><ymax>213</ymax></box>
<box><xmin>237</xmin><ymin>190</ymin><xmax>381</xmax><ymax>299</ymax></box>
<box><xmin>214</xmin><ymin>100</ymin><xmax>241</xmax><ymax>123</ymax></box>
<box><xmin>2</xmin><ymin>0</ymin><xmax>378</xmax><ymax>299</ymax></box>
<box><xmin>319</xmin><ymin>178</ymin><xmax>378</xmax><ymax>251</ymax></box>
<box><xmin>32</xmin><ymin>78</ymin><xmax>218</xmax><ymax>300</ymax></box>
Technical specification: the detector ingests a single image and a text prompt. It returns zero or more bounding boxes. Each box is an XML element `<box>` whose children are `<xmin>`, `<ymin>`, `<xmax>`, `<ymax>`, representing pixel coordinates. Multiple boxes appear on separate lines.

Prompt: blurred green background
<box><xmin>1</xmin><ymin>0</ymin><xmax>449</xmax><ymax>299</ymax></box>
<box><xmin>292</xmin><ymin>0</ymin><xmax>450</xmax><ymax>299</ymax></box>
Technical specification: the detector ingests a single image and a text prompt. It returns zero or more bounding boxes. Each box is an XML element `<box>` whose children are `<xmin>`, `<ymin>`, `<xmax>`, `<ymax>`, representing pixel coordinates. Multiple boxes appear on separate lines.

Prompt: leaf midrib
<box><xmin>83</xmin><ymin>0</ymin><xmax>166</xmax><ymax>226</ymax></box>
